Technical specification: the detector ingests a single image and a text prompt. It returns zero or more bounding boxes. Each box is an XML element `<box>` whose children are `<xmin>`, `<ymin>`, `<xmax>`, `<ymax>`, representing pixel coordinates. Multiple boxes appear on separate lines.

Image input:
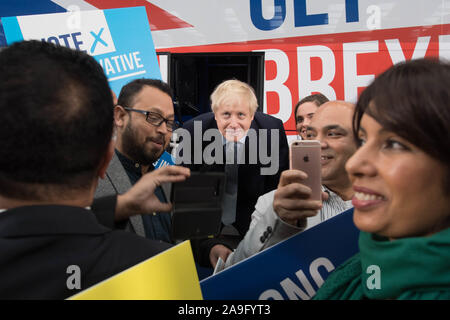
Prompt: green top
<box><xmin>314</xmin><ymin>227</ymin><xmax>450</xmax><ymax>300</ymax></box>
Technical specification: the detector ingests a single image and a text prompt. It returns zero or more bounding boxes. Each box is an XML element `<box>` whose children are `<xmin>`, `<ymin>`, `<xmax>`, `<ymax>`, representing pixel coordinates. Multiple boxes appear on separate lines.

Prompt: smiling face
<box><xmin>346</xmin><ymin>114</ymin><xmax>450</xmax><ymax>238</ymax></box>
<box><xmin>296</xmin><ymin>101</ymin><xmax>319</xmax><ymax>138</ymax></box>
<box><xmin>306</xmin><ymin>102</ymin><xmax>356</xmax><ymax>192</ymax></box>
<box><xmin>214</xmin><ymin>94</ymin><xmax>254</xmax><ymax>142</ymax></box>
<box><xmin>116</xmin><ymin>85</ymin><xmax>173</xmax><ymax>165</ymax></box>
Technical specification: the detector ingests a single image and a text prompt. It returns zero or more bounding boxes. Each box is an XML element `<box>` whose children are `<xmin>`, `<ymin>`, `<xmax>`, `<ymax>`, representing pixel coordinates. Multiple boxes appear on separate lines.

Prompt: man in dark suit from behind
<box><xmin>179</xmin><ymin>79</ymin><xmax>289</xmax><ymax>268</ymax></box>
<box><xmin>0</xmin><ymin>40</ymin><xmax>189</xmax><ymax>299</ymax></box>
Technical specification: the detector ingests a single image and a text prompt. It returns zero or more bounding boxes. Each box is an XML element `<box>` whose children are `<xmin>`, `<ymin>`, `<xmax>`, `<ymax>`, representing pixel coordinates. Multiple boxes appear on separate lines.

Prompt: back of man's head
<box><xmin>0</xmin><ymin>40</ymin><xmax>113</xmax><ymax>200</ymax></box>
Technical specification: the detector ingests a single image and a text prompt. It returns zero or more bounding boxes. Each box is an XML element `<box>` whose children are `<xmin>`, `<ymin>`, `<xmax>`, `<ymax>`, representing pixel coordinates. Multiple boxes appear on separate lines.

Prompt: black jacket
<box><xmin>0</xmin><ymin>205</ymin><xmax>171</xmax><ymax>299</ymax></box>
<box><xmin>180</xmin><ymin>112</ymin><xmax>289</xmax><ymax>265</ymax></box>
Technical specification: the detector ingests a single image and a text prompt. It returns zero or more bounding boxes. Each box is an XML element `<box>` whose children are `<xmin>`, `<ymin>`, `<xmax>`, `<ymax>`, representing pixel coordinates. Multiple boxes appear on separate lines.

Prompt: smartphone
<box><xmin>170</xmin><ymin>172</ymin><xmax>225</xmax><ymax>240</ymax></box>
<box><xmin>289</xmin><ymin>140</ymin><xmax>322</xmax><ymax>201</ymax></box>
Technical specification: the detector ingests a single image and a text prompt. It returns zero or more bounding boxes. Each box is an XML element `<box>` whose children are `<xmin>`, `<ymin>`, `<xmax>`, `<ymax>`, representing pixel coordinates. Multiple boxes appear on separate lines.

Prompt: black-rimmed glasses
<box><xmin>123</xmin><ymin>107</ymin><xmax>179</xmax><ymax>132</ymax></box>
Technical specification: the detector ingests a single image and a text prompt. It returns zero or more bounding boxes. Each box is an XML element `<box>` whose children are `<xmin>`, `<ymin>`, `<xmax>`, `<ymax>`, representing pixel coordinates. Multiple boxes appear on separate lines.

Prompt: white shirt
<box><xmin>220</xmin><ymin>186</ymin><xmax>353</xmax><ymax>271</ymax></box>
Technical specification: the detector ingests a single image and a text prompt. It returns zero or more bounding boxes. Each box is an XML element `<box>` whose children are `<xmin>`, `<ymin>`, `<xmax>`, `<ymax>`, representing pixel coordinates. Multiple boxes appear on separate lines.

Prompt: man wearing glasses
<box><xmin>95</xmin><ymin>79</ymin><xmax>178</xmax><ymax>243</ymax></box>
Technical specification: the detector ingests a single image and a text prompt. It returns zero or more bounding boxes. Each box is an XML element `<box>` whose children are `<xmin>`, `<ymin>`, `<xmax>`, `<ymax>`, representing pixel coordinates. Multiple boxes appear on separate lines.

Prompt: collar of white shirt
<box><xmin>222</xmin><ymin>134</ymin><xmax>247</xmax><ymax>146</ymax></box>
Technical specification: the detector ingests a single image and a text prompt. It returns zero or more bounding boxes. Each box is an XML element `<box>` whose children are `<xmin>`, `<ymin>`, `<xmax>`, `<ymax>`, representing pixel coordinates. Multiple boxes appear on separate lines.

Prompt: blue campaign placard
<box><xmin>2</xmin><ymin>17</ymin><xmax>23</xmax><ymax>43</ymax></box>
<box><xmin>101</xmin><ymin>7</ymin><xmax>161</xmax><ymax>94</ymax></box>
<box><xmin>1</xmin><ymin>7</ymin><xmax>161</xmax><ymax>96</ymax></box>
<box><xmin>153</xmin><ymin>151</ymin><xmax>175</xmax><ymax>169</ymax></box>
<box><xmin>200</xmin><ymin>208</ymin><xmax>359</xmax><ymax>300</ymax></box>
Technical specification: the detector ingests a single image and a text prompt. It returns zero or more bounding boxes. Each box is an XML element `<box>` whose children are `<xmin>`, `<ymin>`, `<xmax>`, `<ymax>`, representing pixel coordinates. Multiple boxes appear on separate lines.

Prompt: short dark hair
<box><xmin>353</xmin><ymin>58</ymin><xmax>450</xmax><ymax>190</ymax></box>
<box><xmin>0</xmin><ymin>40</ymin><xmax>113</xmax><ymax>200</ymax></box>
<box><xmin>117</xmin><ymin>78</ymin><xmax>173</xmax><ymax>108</ymax></box>
<box><xmin>294</xmin><ymin>93</ymin><xmax>329</xmax><ymax>123</ymax></box>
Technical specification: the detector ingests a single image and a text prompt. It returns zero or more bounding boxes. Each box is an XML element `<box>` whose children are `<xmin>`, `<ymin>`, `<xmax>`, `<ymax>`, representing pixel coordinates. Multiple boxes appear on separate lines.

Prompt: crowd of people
<box><xmin>0</xmin><ymin>40</ymin><xmax>448</xmax><ymax>299</ymax></box>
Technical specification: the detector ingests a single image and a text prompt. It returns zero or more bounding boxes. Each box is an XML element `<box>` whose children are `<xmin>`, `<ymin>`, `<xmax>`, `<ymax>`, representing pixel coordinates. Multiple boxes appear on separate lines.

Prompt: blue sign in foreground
<box><xmin>200</xmin><ymin>208</ymin><xmax>359</xmax><ymax>300</ymax></box>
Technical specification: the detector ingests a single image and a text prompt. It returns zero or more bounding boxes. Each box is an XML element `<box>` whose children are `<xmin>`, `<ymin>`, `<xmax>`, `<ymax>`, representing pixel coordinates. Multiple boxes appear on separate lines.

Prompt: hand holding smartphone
<box><xmin>289</xmin><ymin>140</ymin><xmax>322</xmax><ymax>201</ymax></box>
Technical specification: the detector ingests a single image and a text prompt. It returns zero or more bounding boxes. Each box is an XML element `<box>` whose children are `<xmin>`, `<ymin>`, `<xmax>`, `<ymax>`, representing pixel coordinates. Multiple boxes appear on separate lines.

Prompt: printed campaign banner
<box><xmin>68</xmin><ymin>241</ymin><xmax>202</xmax><ymax>300</ymax></box>
<box><xmin>1</xmin><ymin>6</ymin><xmax>161</xmax><ymax>96</ymax></box>
<box><xmin>200</xmin><ymin>208</ymin><xmax>359</xmax><ymax>300</ymax></box>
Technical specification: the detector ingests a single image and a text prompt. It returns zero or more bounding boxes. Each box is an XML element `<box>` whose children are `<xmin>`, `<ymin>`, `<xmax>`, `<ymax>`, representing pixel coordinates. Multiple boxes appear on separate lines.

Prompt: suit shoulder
<box><xmin>182</xmin><ymin>112</ymin><xmax>215</xmax><ymax>130</ymax></box>
<box><xmin>106</xmin><ymin>229</ymin><xmax>172</xmax><ymax>257</ymax></box>
<box><xmin>253</xmin><ymin>112</ymin><xmax>284</xmax><ymax>128</ymax></box>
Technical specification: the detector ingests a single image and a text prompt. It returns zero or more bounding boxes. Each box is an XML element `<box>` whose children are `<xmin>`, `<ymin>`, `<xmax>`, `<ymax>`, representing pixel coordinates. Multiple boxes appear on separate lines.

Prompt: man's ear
<box><xmin>98</xmin><ymin>139</ymin><xmax>115</xmax><ymax>179</ymax></box>
<box><xmin>111</xmin><ymin>90</ymin><xmax>118</xmax><ymax>106</ymax></box>
<box><xmin>114</xmin><ymin>104</ymin><xmax>128</xmax><ymax>128</ymax></box>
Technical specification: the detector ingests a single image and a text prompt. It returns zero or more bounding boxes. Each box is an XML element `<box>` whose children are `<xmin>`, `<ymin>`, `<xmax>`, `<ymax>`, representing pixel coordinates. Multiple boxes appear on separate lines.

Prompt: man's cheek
<box><xmin>242</xmin><ymin>120</ymin><xmax>252</xmax><ymax>131</ymax></box>
<box><xmin>218</xmin><ymin>124</ymin><xmax>227</xmax><ymax>136</ymax></box>
<box><xmin>164</xmin><ymin>136</ymin><xmax>171</xmax><ymax>149</ymax></box>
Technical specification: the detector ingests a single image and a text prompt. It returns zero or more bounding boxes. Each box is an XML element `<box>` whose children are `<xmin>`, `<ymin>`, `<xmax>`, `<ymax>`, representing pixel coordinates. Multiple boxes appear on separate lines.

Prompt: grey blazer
<box><xmin>94</xmin><ymin>153</ymin><xmax>146</xmax><ymax>237</ymax></box>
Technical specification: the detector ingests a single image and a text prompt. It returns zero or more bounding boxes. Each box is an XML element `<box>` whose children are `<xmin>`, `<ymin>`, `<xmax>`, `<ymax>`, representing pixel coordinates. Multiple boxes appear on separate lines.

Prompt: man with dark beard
<box><xmin>95</xmin><ymin>79</ymin><xmax>178</xmax><ymax>243</ymax></box>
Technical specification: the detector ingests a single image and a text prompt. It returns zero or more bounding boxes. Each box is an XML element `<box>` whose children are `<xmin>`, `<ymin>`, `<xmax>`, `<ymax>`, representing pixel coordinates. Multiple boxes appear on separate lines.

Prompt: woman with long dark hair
<box><xmin>314</xmin><ymin>58</ymin><xmax>450</xmax><ymax>300</ymax></box>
